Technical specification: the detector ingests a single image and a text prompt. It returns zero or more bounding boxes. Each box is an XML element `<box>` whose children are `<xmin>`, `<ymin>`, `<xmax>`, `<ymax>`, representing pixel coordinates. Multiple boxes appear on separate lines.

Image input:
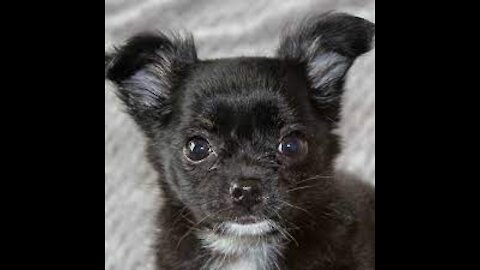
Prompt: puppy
<box><xmin>105</xmin><ymin>12</ymin><xmax>375</xmax><ymax>270</ymax></box>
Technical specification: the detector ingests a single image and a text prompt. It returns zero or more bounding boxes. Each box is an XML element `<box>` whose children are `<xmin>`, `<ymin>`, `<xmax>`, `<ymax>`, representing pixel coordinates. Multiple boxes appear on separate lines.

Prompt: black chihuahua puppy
<box><xmin>105</xmin><ymin>12</ymin><xmax>375</xmax><ymax>270</ymax></box>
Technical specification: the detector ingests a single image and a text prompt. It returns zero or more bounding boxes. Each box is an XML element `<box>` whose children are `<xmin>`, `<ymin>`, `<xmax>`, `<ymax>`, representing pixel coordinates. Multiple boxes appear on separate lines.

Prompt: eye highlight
<box><xmin>278</xmin><ymin>135</ymin><xmax>308</xmax><ymax>158</ymax></box>
<box><xmin>185</xmin><ymin>137</ymin><xmax>212</xmax><ymax>161</ymax></box>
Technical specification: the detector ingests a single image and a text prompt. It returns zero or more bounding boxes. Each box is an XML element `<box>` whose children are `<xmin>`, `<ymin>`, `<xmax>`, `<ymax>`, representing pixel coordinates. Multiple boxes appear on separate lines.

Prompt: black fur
<box><xmin>106</xmin><ymin>12</ymin><xmax>375</xmax><ymax>270</ymax></box>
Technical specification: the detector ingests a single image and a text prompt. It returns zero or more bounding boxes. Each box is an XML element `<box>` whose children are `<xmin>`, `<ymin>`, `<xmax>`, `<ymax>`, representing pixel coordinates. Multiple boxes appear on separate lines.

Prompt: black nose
<box><xmin>230</xmin><ymin>178</ymin><xmax>262</xmax><ymax>209</ymax></box>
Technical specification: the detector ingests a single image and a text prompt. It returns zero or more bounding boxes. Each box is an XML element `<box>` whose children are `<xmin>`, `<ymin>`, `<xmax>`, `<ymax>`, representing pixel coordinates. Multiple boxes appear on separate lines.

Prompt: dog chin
<box><xmin>220</xmin><ymin>220</ymin><xmax>276</xmax><ymax>237</ymax></box>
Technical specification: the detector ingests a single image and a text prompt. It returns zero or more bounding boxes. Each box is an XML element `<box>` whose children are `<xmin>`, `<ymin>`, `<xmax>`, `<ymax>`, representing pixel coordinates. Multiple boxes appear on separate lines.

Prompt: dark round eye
<box><xmin>278</xmin><ymin>136</ymin><xmax>308</xmax><ymax>158</ymax></box>
<box><xmin>185</xmin><ymin>137</ymin><xmax>212</xmax><ymax>161</ymax></box>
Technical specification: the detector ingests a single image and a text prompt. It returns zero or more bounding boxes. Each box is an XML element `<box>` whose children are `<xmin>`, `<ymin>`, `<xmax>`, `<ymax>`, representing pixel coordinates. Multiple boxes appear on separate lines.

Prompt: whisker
<box><xmin>294</xmin><ymin>174</ymin><xmax>333</xmax><ymax>185</ymax></box>
<box><xmin>275</xmin><ymin>223</ymin><xmax>299</xmax><ymax>247</ymax></box>
<box><xmin>175</xmin><ymin>225</ymin><xmax>204</xmax><ymax>249</ymax></box>
<box><xmin>176</xmin><ymin>206</ymin><xmax>232</xmax><ymax>249</ymax></box>
<box><xmin>180</xmin><ymin>213</ymin><xmax>196</xmax><ymax>225</ymax></box>
<box><xmin>278</xmin><ymin>199</ymin><xmax>314</xmax><ymax>218</ymax></box>
<box><xmin>193</xmin><ymin>207</ymin><xmax>230</xmax><ymax>227</ymax></box>
<box><xmin>171</xmin><ymin>205</ymin><xmax>189</xmax><ymax>224</ymax></box>
<box><xmin>265</xmin><ymin>207</ymin><xmax>300</xmax><ymax>247</ymax></box>
<box><xmin>268</xmin><ymin>206</ymin><xmax>295</xmax><ymax>229</ymax></box>
<box><xmin>286</xmin><ymin>184</ymin><xmax>319</xmax><ymax>193</ymax></box>
<box><xmin>170</xmin><ymin>199</ymin><xmax>217</xmax><ymax>228</ymax></box>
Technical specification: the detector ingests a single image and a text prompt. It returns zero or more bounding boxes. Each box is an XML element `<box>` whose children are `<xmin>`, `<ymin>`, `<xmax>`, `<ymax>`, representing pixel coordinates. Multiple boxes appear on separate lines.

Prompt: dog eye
<box><xmin>185</xmin><ymin>137</ymin><xmax>212</xmax><ymax>161</ymax></box>
<box><xmin>278</xmin><ymin>136</ymin><xmax>308</xmax><ymax>158</ymax></box>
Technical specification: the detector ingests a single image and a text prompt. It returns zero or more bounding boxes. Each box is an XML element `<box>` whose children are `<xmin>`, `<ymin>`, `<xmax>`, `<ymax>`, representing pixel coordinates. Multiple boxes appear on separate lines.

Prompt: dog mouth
<box><xmin>233</xmin><ymin>215</ymin><xmax>263</xmax><ymax>224</ymax></box>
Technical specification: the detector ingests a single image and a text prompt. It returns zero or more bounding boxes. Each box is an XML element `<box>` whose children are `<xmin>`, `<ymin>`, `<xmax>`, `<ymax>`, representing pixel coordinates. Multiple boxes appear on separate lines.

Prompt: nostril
<box><xmin>251</xmin><ymin>188</ymin><xmax>262</xmax><ymax>201</ymax></box>
<box><xmin>231</xmin><ymin>186</ymin><xmax>244</xmax><ymax>201</ymax></box>
<box><xmin>230</xmin><ymin>179</ymin><xmax>263</xmax><ymax>207</ymax></box>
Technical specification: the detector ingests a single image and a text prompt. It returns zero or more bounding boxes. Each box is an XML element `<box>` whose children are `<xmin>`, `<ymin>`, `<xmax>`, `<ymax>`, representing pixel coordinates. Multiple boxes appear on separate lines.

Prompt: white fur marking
<box><xmin>198</xmin><ymin>221</ymin><xmax>282</xmax><ymax>270</ymax></box>
<box><xmin>223</xmin><ymin>221</ymin><xmax>274</xmax><ymax>236</ymax></box>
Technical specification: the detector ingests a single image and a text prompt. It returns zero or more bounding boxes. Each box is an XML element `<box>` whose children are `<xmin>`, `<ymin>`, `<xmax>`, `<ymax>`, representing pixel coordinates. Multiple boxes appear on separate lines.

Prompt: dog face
<box><xmin>154</xmin><ymin>58</ymin><xmax>339</xmax><ymax>228</ymax></box>
<box><xmin>105</xmin><ymin>13</ymin><xmax>374</xmax><ymax>236</ymax></box>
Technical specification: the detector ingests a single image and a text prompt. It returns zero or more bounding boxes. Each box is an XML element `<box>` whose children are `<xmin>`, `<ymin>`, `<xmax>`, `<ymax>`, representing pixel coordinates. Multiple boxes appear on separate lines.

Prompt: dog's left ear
<box><xmin>277</xmin><ymin>12</ymin><xmax>375</xmax><ymax>120</ymax></box>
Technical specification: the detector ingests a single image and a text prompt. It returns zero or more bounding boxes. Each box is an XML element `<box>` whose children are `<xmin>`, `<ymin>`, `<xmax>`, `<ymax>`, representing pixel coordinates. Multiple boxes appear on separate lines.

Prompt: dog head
<box><xmin>105</xmin><ymin>13</ymin><xmax>374</xmax><ymax>237</ymax></box>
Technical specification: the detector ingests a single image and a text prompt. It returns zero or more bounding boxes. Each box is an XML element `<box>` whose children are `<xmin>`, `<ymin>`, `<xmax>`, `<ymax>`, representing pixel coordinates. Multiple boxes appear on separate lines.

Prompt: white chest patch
<box><xmin>198</xmin><ymin>221</ymin><xmax>283</xmax><ymax>270</ymax></box>
<box><xmin>223</xmin><ymin>253</ymin><xmax>260</xmax><ymax>270</ymax></box>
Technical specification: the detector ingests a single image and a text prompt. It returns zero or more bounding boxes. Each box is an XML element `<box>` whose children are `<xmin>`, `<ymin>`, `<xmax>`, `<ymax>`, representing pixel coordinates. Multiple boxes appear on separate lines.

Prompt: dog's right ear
<box><xmin>105</xmin><ymin>32</ymin><xmax>197</xmax><ymax>135</ymax></box>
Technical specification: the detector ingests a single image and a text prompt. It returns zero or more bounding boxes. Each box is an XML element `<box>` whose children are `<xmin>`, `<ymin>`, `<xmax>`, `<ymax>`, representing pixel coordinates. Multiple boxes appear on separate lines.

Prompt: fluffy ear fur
<box><xmin>105</xmin><ymin>53</ymin><xmax>114</xmax><ymax>75</ymax></box>
<box><xmin>105</xmin><ymin>32</ymin><xmax>197</xmax><ymax>136</ymax></box>
<box><xmin>277</xmin><ymin>12</ymin><xmax>375</xmax><ymax>120</ymax></box>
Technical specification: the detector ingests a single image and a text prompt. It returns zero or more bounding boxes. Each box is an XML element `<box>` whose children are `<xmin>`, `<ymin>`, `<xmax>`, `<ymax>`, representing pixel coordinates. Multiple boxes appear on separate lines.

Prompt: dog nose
<box><xmin>230</xmin><ymin>178</ymin><xmax>262</xmax><ymax>209</ymax></box>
